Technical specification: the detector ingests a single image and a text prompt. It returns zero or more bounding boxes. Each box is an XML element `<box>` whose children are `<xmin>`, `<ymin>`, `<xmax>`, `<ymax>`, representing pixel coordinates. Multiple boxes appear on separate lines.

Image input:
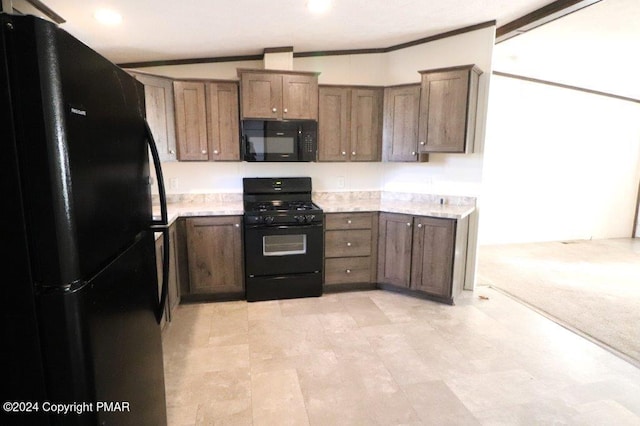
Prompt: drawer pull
<box><xmin>346</xmin><ymin>242</ymin><xmax>352</xmax><ymax>247</ymax></box>
<box><xmin>345</xmin><ymin>269</ymin><xmax>351</xmax><ymax>274</ymax></box>
<box><xmin>417</xmin><ymin>223</ymin><xmax>422</xmax><ymax>228</ymax></box>
<box><xmin>347</xmin><ymin>219</ymin><xmax>352</xmax><ymax>224</ymax></box>
<box><xmin>406</xmin><ymin>222</ymin><xmax>411</xmax><ymax>227</ymax></box>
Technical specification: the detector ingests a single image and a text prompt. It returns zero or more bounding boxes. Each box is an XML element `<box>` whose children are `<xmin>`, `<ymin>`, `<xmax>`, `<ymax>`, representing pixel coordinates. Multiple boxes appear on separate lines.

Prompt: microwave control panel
<box><xmin>302</xmin><ymin>133</ymin><xmax>314</xmax><ymax>154</ymax></box>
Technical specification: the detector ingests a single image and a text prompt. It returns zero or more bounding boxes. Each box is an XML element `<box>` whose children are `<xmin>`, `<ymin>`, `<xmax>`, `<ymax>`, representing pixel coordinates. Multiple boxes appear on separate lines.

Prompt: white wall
<box><xmin>160</xmin><ymin>161</ymin><xmax>383</xmax><ymax>193</ymax></box>
<box><xmin>480</xmin><ymin>75</ymin><xmax>640</xmax><ymax>245</ymax></box>
<box><xmin>637</xmin><ymin>195</ymin><xmax>640</xmax><ymax>237</ymax></box>
<box><xmin>295</xmin><ymin>54</ymin><xmax>387</xmax><ymax>86</ymax></box>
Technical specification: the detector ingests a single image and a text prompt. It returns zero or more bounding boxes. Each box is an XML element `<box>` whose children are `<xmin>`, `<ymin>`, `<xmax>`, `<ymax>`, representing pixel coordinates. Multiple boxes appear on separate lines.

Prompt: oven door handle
<box><xmin>245</xmin><ymin>223</ymin><xmax>323</xmax><ymax>230</ymax></box>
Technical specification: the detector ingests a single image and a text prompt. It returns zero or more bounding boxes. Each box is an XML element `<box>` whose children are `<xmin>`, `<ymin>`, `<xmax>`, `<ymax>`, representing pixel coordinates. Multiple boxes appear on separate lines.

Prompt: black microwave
<box><xmin>241</xmin><ymin>120</ymin><xmax>317</xmax><ymax>162</ymax></box>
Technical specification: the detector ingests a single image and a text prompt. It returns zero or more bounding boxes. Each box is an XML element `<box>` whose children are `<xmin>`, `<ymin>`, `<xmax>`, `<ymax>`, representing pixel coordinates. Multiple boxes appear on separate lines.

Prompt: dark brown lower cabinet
<box><xmin>155</xmin><ymin>221</ymin><xmax>181</xmax><ymax>329</ymax></box>
<box><xmin>323</xmin><ymin>212</ymin><xmax>378</xmax><ymax>290</ymax></box>
<box><xmin>185</xmin><ymin>216</ymin><xmax>244</xmax><ymax>298</ymax></box>
<box><xmin>378</xmin><ymin>212</ymin><xmax>468</xmax><ymax>304</ymax></box>
<box><xmin>376</xmin><ymin>213</ymin><xmax>413</xmax><ymax>288</ymax></box>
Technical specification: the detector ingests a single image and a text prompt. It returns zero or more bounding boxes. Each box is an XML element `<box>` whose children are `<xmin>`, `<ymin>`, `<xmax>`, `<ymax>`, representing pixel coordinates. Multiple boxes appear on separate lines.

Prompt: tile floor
<box><xmin>161</xmin><ymin>289</ymin><xmax>640</xmax><ymax>425</ymax></box>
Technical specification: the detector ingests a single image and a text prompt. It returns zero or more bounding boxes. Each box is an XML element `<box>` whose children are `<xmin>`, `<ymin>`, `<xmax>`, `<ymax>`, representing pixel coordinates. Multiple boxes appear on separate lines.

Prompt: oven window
<box><xmin>263</xmin><ymin>234</ymin><xmax>306</xmax><ymax>256</ymax></box>
<box><xmin>248</xmin><ymin>136</ymin><xmax>295</xmax><ymax>155</ymax></box>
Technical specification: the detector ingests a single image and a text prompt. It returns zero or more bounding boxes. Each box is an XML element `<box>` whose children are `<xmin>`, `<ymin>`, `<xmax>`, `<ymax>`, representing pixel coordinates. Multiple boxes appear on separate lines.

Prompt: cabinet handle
<box><xmin>283</xmin><ymin>108</ymin><xmax>288</xmax><ymax>113</ymax></box>
<box><xmin>346</xmin><ymin>242</ymin><xmax>352</xmax><ymax>247</ymax></box>
<box><xmin>347</xmin><ymin>219</ymin><xmax>352</xmax><ymax>224</ymax></box>
<box><xmin>345</xmin><ymin>269</ymin><xmax>351</xmax><ymax>274</ymax></box>
<box><xmin>234</xmin><ymin>223</ymin><xmax>240</xmax><ymax>228</ymax></box>
<box><xmin>352</xmin><ymin>151</ymin><xmax>356</xmax><ymax>156</ymax></box>
<box><xmin>169</xmin><ymin>149</ymin><xmax>175</xmax><ymax>154</ymax></box>
<box><xmin>201</xmin><ymin>149</ymin><xmax>207</xmax><ymax>154</ymax></box>
<box><xmin>420</xmin><ymin>141</ymin><xmax>425</xmax><ymax>145</ymax></box>
<box><xmin>341</xmin><ymin>151</ymin><xmax>347</xmax><ymax>156</ymax></box>
<box><xmin>213</xmin><ymin>150</ymin><xmax>219</xmax><ymax>154</ymax></box>
<box><xmin>272</xmin><ymin>107</ymin><xmax>277</xmax><ymax>113</ymax></box>
<box><xmin>411</xmin><ymin>151</ymin><xmax>416</xmax><ymax>155</ymax></box>
<box><xmin>406</xmin><ymin>222</ymin><xmax>411</xmax><ymax>227</ymax></box>
<box><xmin>417</xmin><ymin>223</ymin><xmax>422</xmax><ymax>228</ymax></box>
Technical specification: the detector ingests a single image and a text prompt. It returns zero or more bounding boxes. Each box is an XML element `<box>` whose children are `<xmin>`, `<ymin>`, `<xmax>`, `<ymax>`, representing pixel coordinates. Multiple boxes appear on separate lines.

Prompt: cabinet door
<box><xmin>418</xmin><ymin>68</ymin><xmax>472</xmax><ymax>153</ymax></box>
<box><xmin>155</xmin><ymin>236</ymin><xmax>168</xmax><ymax>328</ymax></box>
<box><xmin>318</xmin><ymin>86</ymin><xmax>349</xmax><ymax>161</ymax></box>
<box><xmin>240</xmin><ymin>72</ymin><xmax>282</xmax><ymax>119</ymax></box>
<box><xmin>135</xmin><ymin>74</ymin><xmax>177</xmax><ymax>162</ymax></box>
<box><xmin>377</xmin><ymin>213</ymin><xmax>413</xmax><ymax>288</ymax></box>
<box><xmin>383</xmin><ymin>85</ymin><xmax>420</xmax><ymax>162</ymax></box>
<box><xmin>174</xmin><ymin>81</ymin><xmax>208</xmax><ymax>160</ymax></box>
<box><xmin>282</xmin><ymin>74</ymin><xmax>318</xmax><ymax>120</ymax></box>
<box><xmin>186</xmin><ymin>216</ymin><xmax>243</xmax><ymax>294</ymax></box>
<box><xmin>206</xmin><ymin>82</ymin><xmax>240</xmax><ymax>161</ymax></box>
<box><xmin>168</xmin><ymin>223</ymin><xmax>180</xmax><ymax>313</ymax></box>
<box><xmin>410</xmin><ymin>217</ymin><xmax>455</xmax><ymax>297</ymax></box>
<box><xmin>350</xmin><ymin>88</ymin><xmax>382</xmax><ymax>161</ymax></box>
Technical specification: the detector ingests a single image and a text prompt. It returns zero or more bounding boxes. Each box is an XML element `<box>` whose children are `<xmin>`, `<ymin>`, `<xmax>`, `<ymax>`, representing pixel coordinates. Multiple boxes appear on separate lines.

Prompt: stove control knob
<box><xmin>294</xmin><ymin>215</ymin><xmax>305</xmax><ymax>223</ymax></box>
<box><xmin>305</xmin><ymin>214</ymin><xmax>315</xmax><ymax>223</ymax></box>
<box><xmin>264</xmin><ymin>216</ymin><xmax>275</xmax><ymax>224</ymax></box>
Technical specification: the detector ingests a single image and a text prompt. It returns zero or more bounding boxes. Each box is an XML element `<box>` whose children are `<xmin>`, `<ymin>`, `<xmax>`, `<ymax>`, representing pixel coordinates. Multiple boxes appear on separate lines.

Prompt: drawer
<box><xmin>325</xmin><ymin>212</ymin><xmax>374</xmax><ymax>230</ymax></box>
<box><xmin>325</xmin><ymin>229</ymin><xmax>372</xmax><ymax>258</ymax></box>
<box><xmin>325</xmin><ymin>257</ymin><xmax>372</xmax><ymax>284</ymax></box>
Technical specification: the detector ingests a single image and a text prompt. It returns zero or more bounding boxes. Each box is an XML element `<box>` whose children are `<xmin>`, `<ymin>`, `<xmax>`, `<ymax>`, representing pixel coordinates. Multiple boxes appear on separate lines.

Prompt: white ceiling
<box><xmin>40</xmin><ymin>0</ymin><xmax>551</xmax><ymax>64</ymax></box>
<box><xmin>493</xmin><ymin>0</ymin><xmax>640</xmax><ymax>99</ymax></box>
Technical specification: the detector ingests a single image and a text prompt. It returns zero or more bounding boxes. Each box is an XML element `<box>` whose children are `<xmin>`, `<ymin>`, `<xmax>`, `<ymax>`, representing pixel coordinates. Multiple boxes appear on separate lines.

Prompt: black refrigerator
<box><xmin>1</xmin><ymin>13</ymin><xmax>169</xmax><ymax>425</ymax></box>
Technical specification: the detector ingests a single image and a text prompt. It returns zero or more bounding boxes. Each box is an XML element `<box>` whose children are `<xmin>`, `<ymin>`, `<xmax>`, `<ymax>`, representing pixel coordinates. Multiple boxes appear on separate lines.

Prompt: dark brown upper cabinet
<box><xmin>417</xmin><ymin>64</ymin><xmax>482</xmax><ymax>154</ymax></box>
<box><xmin>173</xmin><ymin>80</ymin><xmax>240</xmax><ymax>161</ymax></box>
<box><xmin>318</xmin><ymin>85</ymin><xmax>382</xmax><ymax>162</ymax></box>
<box><xmin>131</xmin><ymin>72</ymin><xmax>178</xmax><ymax>162</ymax></box>
<box><xmin>237</xmin><ymin>69</ymin><xmax>319</xmax><ymax>120</ymax></box>
<box><xmin>382</xmin><ymin>84</ymin><xmax>428</xmax><ymax>162</ymax></box>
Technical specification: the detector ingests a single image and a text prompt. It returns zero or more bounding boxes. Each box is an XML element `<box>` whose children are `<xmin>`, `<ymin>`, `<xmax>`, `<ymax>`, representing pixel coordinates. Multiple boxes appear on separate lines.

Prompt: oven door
<box><xmin>244</xmin><ymin>223</ymin><xmax>323</xmax><ymax>277</ymax></box>
<box><xmin>242</xmin><ymin>120</ymin><xmax>300</xmax><ymax>161</ymax></box>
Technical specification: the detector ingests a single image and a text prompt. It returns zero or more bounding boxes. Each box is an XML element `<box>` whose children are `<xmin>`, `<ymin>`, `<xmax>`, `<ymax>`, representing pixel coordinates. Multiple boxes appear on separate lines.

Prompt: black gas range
<box><xmin>244</xmin><ymin>200</ymin><xmax>323</xmax><ymax>226</ymax></box>
<box><xmin>243</xmin><ymin>177</ymin><xmax>324</xmax><ymax>302</ymax></box>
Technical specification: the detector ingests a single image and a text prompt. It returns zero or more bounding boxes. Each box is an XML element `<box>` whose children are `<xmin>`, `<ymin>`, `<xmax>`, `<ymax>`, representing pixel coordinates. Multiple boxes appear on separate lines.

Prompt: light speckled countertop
<box><xmin>316</xmin><ymin>199</ymin><xmax>475</xmax><ymax>219</ymax></box>
<box><xmin>153</xmin><ymin>191</ymin><xmax>475</xmax><ymax>227</ymax></box>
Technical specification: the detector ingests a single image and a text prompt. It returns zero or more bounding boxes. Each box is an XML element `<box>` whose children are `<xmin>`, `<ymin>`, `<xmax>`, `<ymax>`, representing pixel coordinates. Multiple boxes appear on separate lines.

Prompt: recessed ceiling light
<box><xmin>307</xmin><ymin>0</ymin><xmax>331</xmax><ymax>14</ymax></box>
<box><xmin>94</xmin><ymin>9</ymin><xmax>122</xmax><ymax>26</ymax></box>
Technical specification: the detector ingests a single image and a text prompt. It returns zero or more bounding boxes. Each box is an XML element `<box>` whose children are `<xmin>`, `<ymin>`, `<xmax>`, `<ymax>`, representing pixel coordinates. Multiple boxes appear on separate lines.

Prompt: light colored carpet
<box><xmin>478</xmin><ymin>238</ymin><xmax>640</xmax><ymax>366</ymax></box>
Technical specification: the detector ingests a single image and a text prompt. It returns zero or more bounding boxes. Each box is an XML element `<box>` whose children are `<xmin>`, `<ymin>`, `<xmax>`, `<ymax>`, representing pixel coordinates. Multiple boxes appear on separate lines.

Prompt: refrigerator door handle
<box><xmin>144</xmin><ymin>120</ymin><xmax>169</xmax><ymax>323</ymax></box>
<box><xmin>145</xmin><ymin>120</ymin><xmax>168</xmax><ymax>228</ymax></box>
